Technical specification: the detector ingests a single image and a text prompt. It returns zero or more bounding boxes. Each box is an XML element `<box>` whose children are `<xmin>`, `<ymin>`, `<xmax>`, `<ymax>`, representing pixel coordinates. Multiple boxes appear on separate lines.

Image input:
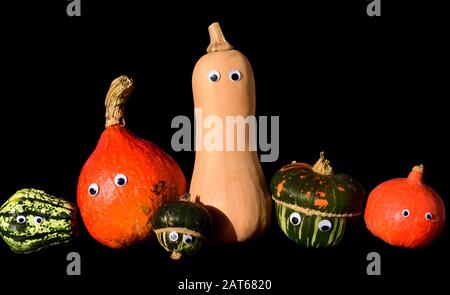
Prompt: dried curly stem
<box><xmin>105</xmin><ymin>75</ymin><xmax>134</xmax><ymax>128</ymax></box>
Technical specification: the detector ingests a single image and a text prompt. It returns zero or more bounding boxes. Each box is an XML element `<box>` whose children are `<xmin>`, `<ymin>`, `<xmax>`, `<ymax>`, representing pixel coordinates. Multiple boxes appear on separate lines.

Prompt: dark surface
<box><xmin>1</xmin><ymin>0</ymin><xmax>449</xmax><ymax>289</ymax></box>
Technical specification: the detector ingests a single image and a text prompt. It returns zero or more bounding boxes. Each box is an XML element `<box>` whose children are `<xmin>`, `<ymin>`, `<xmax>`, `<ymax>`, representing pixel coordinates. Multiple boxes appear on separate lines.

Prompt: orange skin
<box><xmin>189</xmin><ymin>24</ymin><xmax>272</xmax><ymax>243</ymax></box>
<box><xmin>77</xmin><ymin>126</ymin><xmax>186</xmax><ymax>248</ymax></box>
<box><xmin>364</xmin><ymin>167</ymin><xmax>445</xmax><ymax>248</ymax></box>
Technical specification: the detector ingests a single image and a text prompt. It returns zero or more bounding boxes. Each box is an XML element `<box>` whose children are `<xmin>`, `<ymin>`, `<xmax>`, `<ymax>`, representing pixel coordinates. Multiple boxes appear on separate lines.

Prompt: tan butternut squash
<box><xmin>189</xmin><ymin>22</ymin><xmax>272</xmax><ymax>243</ymax></box>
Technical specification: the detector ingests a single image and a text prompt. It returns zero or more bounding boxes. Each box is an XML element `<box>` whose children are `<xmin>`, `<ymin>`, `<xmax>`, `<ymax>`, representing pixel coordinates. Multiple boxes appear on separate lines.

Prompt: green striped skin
<box><xmin>152</xmin><ymin>197</ymin><xmax>211</xmax><ymax>259</ymax></box>
<box><xmin>271</xmin><ymin>162</ymin><xmax>364</xmax><ymax>248</ymax></box>
<box><xmin>153</xmin><ymin>199</ymin><xmax>212</xmax><ymax>235</ymax></box>
<box><xmin>156</xmin><ymin>231</ymin><xmax>203</xmax><ymax>257</ymax></box>
<box><xmin>271</xmin><ymin>163</ymin><xmax>364</xmax><ymax>215</ymax></box>
<box><xmin>0</xmin><ymin>189</ymin><xmax>77</xmax><ymax>253</ymax></box>
<box><xmin>274</xmin><ymin>203</ymin><xmax>346</xmax><ymax>248</ymax></box>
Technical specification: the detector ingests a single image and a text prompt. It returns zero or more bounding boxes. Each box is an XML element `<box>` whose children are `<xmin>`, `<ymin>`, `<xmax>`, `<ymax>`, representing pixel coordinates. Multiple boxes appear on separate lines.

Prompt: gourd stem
<box><xmin>105</xmin><ymin>75</ymin><xmax>134</xmax><ymax>128</ymax></box>
<box><xmin>180</xmin><ymin>193</ymin><xmax>191</xmax><ymax>202</ymax></box>
<box><xmin>413</xmin><ymin>164</ymin><xmax>424</xmax><ymax>173</ymax></box>
<box><xmin>408</xmin><ymin>164</ymin><xmax>424</xmax><ymax>182</ymax></box>
<box><xmin>312</xmin><ymin>152</ymin><xmax>334</xmax><ymax>176</ymax></box>
<box><xmin>207</xmin><ymin>22</ymin><xmax>234</xmax><ymax>53</ymax></box>
<box><xmin>170</xmin><ymin>252</ymin><xmax>183</xmax><ymax>260</ymax></box>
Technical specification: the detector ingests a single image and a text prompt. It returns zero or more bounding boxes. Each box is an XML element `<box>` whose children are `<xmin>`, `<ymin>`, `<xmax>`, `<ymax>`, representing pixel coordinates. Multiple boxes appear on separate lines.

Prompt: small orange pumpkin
<box><xmin>77</xmin><ymin>76</ymin><xmax>186</xmax><ymax>249</ymax></box>
<box><xmin>364</xmin><ymin>165</ymin><xmax>445</xmax><ymax>248</ymax></box>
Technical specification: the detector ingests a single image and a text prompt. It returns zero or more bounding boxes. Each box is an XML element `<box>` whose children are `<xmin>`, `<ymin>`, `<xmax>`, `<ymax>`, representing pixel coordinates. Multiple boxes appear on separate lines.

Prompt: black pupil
<box><xmin>322</xmin><ymin>226</ymin><xmax>330</xmax><ymax>231</ymax></box>
<box><xmin>291</xmin><ymin>217</ymin><xmax>299</xmax><ymax>224</ymax></box>
<box><xmin>37</xmin><ymin>218</ymin><xmax>41</xmax><ymax>223</ymax></box>
<box><xmin>117</xmin><ymin>178</ymin><xmax>126</xmax><ymax>185</ymax></box>
<box><xmin>89</xmin><ymin>188</ymin><xmax>97</xmax><ymax>195</ymax></box>
<box><xmin>427</xmin><ymin>214</ymin><xmax>431</xmax><ymax>219</ymax></box>
<box><xmin>403</xmin><ymin>211</ymin><xmax>409</xmax><ymax>216</ymax></box>
<box><xmin>210</xmin><ymin>74</ymin><xmax>218</xmax><ymax>81</ymax></box>
<box><xmin>186</xmin><ymin>237</ymin><xmax>192</xmax><ymax>243</ymax></box>
<box><xmin>19</xmin><ymin>217</ymin><xmax>25</xmax><ymax>223</ymax></box>
<box><xmin>231</xmin><ymin>73</ymin><xmax>240</xmax><ymax>80</ymax></box>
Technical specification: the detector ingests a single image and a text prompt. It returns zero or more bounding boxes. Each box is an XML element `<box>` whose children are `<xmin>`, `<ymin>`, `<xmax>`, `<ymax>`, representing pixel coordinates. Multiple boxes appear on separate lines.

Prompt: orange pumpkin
<box><xmin>364</xmin><ymin>165</ymin><xmax>445</xmax><ymax>248</ymax></box>
<box><xmin>77</xmin><ymin>76</ymin><xmax>186</xmax><ymax>249</ymax></box>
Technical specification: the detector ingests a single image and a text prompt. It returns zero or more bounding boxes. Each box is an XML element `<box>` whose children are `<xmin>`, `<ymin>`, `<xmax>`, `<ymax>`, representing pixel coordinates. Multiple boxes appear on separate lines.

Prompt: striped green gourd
<box><xmin>0</xmin><ymin>188</ymin><xmax>78</xmax><ymax>253</ymax></box>
<box><xmin>270</xmin><ymin>152</ymin><xmax>364</xmax><ymax>248</ymax></box>
<box><xmin>152</xmin><ymin>194</ymin><xmax>211</xmax><ymax>260</ymax></box>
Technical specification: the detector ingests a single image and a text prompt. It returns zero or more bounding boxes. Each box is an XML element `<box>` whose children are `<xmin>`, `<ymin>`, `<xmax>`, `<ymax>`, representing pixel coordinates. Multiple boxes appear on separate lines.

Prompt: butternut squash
<box><xmin>189</xmin><ymin>22</ymin><xmax>272</xmax><ymax>243</ymax></box>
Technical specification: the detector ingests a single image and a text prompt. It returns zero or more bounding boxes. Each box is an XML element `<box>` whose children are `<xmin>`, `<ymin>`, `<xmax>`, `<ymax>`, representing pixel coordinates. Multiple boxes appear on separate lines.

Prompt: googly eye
<box><xmin>425</xmin><ymin>212</ymin><xmax>433</xmax><ymax>220</ymax></box>
<box><xmin>114</xmin><ymin>173</ymin><xmax>128</xmax><ymax>186</ymax></box>
<box><xmin>402</xmin><ymin>209</ymin><xmax>410</xmax><ymax>218</ymax></box>
<box><xmin>16</xmin><ymin>215</ymin><xmax>26</xmax><ymax>224</ymax></box>
<box><xmin>168</xmin><ymin>231</ymin><xmax>179</xmax><ymax>242</ymax></box>
<box><xmin>183</xmin><ymin>234</ymin><xmax>193</xmax><ymax>244</ymax></box>
<box><xmin>289</xmin><ymin>212</ymin><xmax>302</xmax><ymax>225</ymax></box>
<box><xmin>318</xmin><ymin>219</ymin><xmax>332</xmax><ymax>232</ymax></box>
<box><xmin>228</xmin><ymin>69</ymin><xmax>241</xmax><ymax>81</ymax></box>
<box><xmin>34</xmin><ymin>216</ymin><xmax>43</xmax><ymax>225</ymax></box>
<box><xmin>88</xmin><ymin>183</ymin><xmax>99</xmax><ymax>196</ymax></box>
<box><xmin>207</xmin><ymin>70</ymin><xmax>220</xmax><ymax>82</ymax></box>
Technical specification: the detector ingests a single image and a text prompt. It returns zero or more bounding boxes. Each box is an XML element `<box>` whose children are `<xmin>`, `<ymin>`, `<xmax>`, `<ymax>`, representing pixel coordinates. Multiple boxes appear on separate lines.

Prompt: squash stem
<box><xmin>180</xmin><ymin>193</ymin><xmax>191</xmax><ymax>202</ymax></box>
<box><xmin>170</xmin><ymin>252</ymin><xmax>183</xmax><ymax>260</ymax></box>
<box><xmin>105</xmin><ymin>75</ymin><xmax>134</xmax><ymax>128</ymax></box>
<box><xmin>408</xmin><ymin>164</ymin><xmax>424</xmax><ymax>182</ymax></box>
<box><xmin>312</xmin><ymin>152</ymin><xmax>334</xmax><ymax>176</ymax></box>
<box><xmin>207</xmin><ymin>22</ymin><xmax>234</xmax><ymax>53</ymax></box>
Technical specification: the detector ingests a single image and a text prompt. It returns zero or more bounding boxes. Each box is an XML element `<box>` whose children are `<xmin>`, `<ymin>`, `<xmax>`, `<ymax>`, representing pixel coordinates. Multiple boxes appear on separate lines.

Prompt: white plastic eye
<box><xmin>318</xmin><ymin>219</ymin><xmax>332</xmax><ymax>232</ymax></box>
<box><xmin>168</xmin><ymin>231</ymin><xmax>179</xmax><ymax>242</ymax></box>
<box><xmin>207</xmin><ymin>70</ymin><xmax>220</xmax><ymax>82</ymax></box>
<box><xmin>114</xmin><ymin>173</ymin><xmax>128</xmax><ymax>186</ymax></box>
<box><xmin>402</xmin><ymin>209</ymin><xmax>410</xmax><ymax>218</ymax></box>
<box><xmin>425</xmin><ymin>212</ymin><xmax>433</xmax><ymax>220</ymax></box>
<box><xmin>228</xmin><ymin>69</ymin><xmax>241</xmax><ymax>81</ymax></box>
<box><xmin>16</xmin><ymin>215</ymin><xmax>26</xmax><ymax>224</ymax></box>
<box><xmin>34</xmin><ymin>216</ymin><xmax>44</xmax><ymax>224</ymax></box>
<box><xmin>289</xmin><ymin>212</ymin><xmax>302</xmax><ymax>225</ymax></box>
<box><xmin>88</xmin><ymin>183</ymin><xmax>99</xmax><ymax>196</ymax></box>
<box><xmin>183</xmin><ymin>234</ymin><xmax>193</xmax><ymax>244</ymax></box>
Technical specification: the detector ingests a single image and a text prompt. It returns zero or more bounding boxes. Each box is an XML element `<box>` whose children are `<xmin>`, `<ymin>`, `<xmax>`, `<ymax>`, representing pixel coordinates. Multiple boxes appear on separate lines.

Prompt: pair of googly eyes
<box><xmin>168</xmin><ymin>231</ymin><xmax>193</xmax><ymax>244</ymax></box>
<box><xmin>208</xmin><ymin>69</ymin><xmax>241</xmax><ymax>82</ymax></box>
<box><xmin>401</xmin><ymin>209</ymin><xmax>433</xmax><ymax>220</ymax></box>
<box><xmin>16</xmin><ymin>215</ymin><xmax>43</xmax><ymax>225</ymax></box>
<box><xmin>289</xmin><ymin>212</ymin><xmax>332</xmax><ymax>232</ymax></box>
<box><xmin>88</xmin><ymin>173</ymin><xmax>128</xmax><ymax>197</ymax></box>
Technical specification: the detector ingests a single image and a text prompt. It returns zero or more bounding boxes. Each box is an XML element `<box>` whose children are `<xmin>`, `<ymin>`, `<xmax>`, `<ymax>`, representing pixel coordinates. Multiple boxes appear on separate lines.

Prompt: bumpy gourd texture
<box><xmin>271</xmin><ymin>160</ymin><xmax>364</xmax><ymax>248</ymax></box>
<box><xmin>153</xmin><ymin>200</ymin><xmax>211</xmax><ymax>259</ymax></box>
<box><xmin>0</xmin><ymin>189</ymin><xmax>77</xmax><ymax>253</ymax></box>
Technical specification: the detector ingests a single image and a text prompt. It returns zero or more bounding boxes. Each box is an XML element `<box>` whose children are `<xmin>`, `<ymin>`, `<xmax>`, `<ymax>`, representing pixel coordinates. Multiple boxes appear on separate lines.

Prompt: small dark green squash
<box><xmin>0</xmin><ymin>188</ymin><xmax>78</xmax><ymax>253</ymax></box>
<box><xmin>270</xmin><ymin>152</ymin><xmax>364</xmax><ymax>248</ymax></box>
<box><xmin>152</xmin><ymin>194</ymin><xmax>212</xmax><ymax>260</ymax></box>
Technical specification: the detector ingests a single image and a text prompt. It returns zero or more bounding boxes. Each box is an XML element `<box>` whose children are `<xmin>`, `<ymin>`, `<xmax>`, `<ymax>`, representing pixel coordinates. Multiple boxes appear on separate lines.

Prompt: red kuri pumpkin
<box><xmin>364</xmin><ymin>165</ymin><xmax>445</xmax><ymax>248</ymax></box>
<box><xmin>77</xmin><ymin>76</ymin><xmax>186</xmax><ymax>249</ymax></box>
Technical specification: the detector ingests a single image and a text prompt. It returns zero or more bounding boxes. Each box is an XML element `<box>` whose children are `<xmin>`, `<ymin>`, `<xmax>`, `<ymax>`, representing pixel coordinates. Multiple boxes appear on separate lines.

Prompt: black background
<box><xmin>1</xmin><ymin>0</ymin><xmax>449</xmax><ymax>289</ymax></box>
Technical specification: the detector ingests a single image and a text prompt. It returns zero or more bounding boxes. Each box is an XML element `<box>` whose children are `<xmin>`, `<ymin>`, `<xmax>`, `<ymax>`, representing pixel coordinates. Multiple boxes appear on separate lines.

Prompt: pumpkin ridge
<box><xmin>272</xmin><ymin>197</ymin><xmax>361</xmax><ymax>217</ymax></box>
<box><xmin>0</xmin><ymin>229</ymin><xmax>73</xmax><ymax>241</ymax></box>
<box><xmin>3</xmin><ymin>189</ymin><xmax>74</xmax><ymax>211</ymax></box>
<box><xmin>2</xmin><ymin>235</ymin><xmax>74</xmax><ymax>254</ymax></box>
<box><xmin>0</xmin><ymin>211</ymin><xmax>71</xmax><ymax>221</ymax></box>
